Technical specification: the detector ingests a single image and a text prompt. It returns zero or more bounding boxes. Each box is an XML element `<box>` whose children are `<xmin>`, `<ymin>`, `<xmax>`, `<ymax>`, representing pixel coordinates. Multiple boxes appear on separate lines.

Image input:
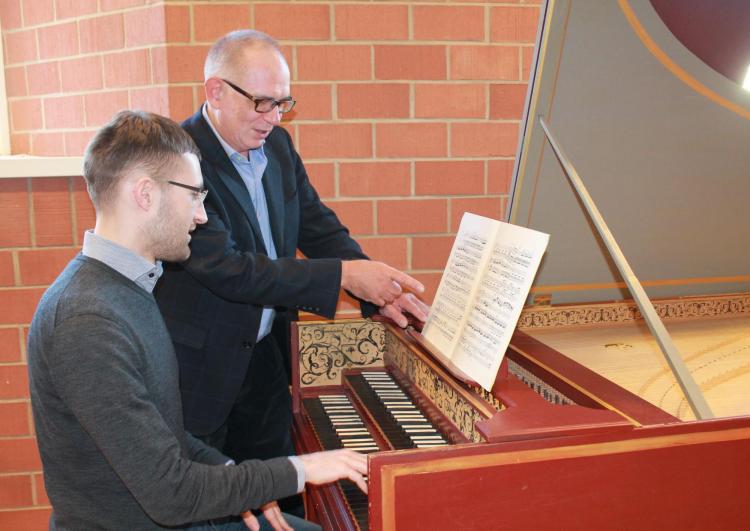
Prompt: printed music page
<box><xmin>421</xmin><ymin>213</ymin><xmax>549</xmax><ymax>391</ymax></box>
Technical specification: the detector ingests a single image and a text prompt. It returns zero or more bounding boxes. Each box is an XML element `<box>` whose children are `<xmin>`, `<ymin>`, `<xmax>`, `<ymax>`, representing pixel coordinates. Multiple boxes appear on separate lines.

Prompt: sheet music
<box><xmin>422</xmin><ymin>214</ymin><xmax>497</xmax><ymax>357</ymax></box>
<box><xmin>422</xmin><ymin>213</ymin><xmax>549</xmax><ymax>391</ymax></box>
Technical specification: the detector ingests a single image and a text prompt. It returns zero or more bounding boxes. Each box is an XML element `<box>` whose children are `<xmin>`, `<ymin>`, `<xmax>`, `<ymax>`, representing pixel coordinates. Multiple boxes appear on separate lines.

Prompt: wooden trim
<box><xmin>379</xmin><ymin>425</ymin><xmax>750</xmax><ymax>530</ymax></box>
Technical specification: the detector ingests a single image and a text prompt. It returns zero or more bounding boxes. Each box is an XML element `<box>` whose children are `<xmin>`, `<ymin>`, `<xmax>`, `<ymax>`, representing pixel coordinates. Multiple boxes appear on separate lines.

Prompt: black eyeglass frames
<box><xmin>221</xmin><ymin>78</ymin><xmax>296</xmax><ymax>114</ymax></box>
<box><xmin>167</xmin><ymin>181</ymin><xmax>209</xmax><ymax>203</ymax></box>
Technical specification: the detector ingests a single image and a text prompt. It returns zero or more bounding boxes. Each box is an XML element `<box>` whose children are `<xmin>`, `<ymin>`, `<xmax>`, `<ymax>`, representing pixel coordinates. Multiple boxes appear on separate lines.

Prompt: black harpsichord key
<box><xmin>347</xmin><ymin>371</ymin><xmax>449</xmax><ymax>450</ymax></box>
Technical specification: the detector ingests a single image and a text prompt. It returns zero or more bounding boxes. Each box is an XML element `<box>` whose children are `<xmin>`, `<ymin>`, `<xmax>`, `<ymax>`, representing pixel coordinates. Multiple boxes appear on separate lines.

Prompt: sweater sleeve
<box><xmin>46</xmin><ymin>314</ymin><xmax>298</xmax><ymax>526</ymax></box>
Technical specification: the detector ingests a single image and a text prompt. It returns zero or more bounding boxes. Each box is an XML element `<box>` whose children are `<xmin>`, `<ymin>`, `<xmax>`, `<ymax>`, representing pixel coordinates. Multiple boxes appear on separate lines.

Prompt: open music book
<box><xmin>421</xmin><ymin>213</ymin><xmax>549</xmax><ymax>391</ymax></box>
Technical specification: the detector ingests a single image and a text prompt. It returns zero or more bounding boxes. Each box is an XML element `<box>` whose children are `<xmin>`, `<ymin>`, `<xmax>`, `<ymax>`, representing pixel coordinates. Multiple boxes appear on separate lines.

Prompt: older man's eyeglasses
<box><xmin>221</xmin><ymin>79</ymin><xmax>296</xmax><ymax>114</ymax></box>
<box><xmin>167</xmin><ymin>181</ymin><xmax>209</xmax><ymax>204</ymax></box>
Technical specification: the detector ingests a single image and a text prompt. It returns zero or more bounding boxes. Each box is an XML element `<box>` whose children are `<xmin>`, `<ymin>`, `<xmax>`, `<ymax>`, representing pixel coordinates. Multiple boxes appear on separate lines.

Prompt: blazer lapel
<box><xmin>263</xmin><ymin>152</ymin><xmax>285</xmax><ymax>257</ymax></box>
<box><xmin>185</xmin><ymin>110</ymin><xmax>267</xmax><ymax>253</ymax></box>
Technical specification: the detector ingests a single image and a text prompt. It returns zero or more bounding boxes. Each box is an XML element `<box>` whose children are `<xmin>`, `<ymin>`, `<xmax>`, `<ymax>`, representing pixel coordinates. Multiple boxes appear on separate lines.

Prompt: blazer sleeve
<box><xmin>182</xmin><ymin>174</ymin><xmax>344</xmax><ymax>318</ymax></box>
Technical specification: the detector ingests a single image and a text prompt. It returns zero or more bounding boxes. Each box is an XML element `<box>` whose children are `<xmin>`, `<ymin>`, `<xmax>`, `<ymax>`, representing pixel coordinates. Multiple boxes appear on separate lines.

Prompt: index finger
<box><xmin>391</xmin><ymin>271</ymin><xmax>424</xmax><ymax>294</ymax></box>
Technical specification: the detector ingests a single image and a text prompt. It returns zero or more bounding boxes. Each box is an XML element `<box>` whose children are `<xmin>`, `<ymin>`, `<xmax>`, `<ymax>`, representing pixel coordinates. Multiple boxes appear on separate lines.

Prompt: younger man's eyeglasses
<box><xmin>167</xmin><ymin>181</ymin><xmax>209</xmax><ymax>203</ymax></box>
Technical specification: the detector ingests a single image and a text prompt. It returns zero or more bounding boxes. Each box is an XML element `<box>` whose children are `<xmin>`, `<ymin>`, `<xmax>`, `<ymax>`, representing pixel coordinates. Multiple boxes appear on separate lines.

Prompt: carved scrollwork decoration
<box><xmin>298</xmin><ymin>321</ymin><xmax>385</xmax><ymax>386</ymax></box>
<box><xmin>518</xmin><ymin>294</ymin><xmax>750</xmax><ymax>329</ymax></box>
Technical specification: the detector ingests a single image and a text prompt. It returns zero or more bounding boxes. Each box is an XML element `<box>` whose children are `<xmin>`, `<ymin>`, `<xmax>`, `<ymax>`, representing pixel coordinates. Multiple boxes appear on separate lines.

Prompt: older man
<box><xmin>154</xmin><ymin>29</ymin><xmax>429</xmax><ymax>480</ymax></box>
<box><xmin>28</xmin><ymin>110</ymin><xmax>367</xmax><ymax>531</ymax></box>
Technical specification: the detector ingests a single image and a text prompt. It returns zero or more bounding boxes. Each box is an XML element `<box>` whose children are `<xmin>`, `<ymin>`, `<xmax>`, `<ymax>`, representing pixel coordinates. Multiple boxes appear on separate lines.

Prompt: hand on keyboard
<box><xmin>298</xmin><ymin>449</ymin><xmax>369</xmax><ymax>494</ymax></box>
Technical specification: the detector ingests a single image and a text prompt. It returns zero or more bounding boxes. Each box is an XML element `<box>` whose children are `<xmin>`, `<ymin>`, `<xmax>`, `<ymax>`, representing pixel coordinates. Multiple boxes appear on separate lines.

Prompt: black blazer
<box><xmin>155</xmin><ymin>110</ymin><xmax>372</xmax><ymax>435</ymax></box>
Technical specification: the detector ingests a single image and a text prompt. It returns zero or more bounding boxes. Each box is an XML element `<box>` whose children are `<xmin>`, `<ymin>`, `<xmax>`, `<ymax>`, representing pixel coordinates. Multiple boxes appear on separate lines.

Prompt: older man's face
<box><xmin>213</xmin><ymin>48</ymin><xmax>291</xmax><ymax>156</ymax></box>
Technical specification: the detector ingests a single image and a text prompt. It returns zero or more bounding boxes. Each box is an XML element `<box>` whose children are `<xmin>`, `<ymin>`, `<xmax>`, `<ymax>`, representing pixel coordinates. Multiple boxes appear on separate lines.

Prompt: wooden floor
<box><xmin>526</xmin><ymin>315</ymin><xmax>750</xmax><ymax>420</ymax></box>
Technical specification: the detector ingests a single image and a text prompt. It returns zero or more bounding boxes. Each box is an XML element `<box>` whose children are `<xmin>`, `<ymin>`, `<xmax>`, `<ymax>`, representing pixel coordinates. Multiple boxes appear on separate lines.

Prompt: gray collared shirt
<box><xmin>202</xmin><ymin>104</ymin><xmax>277</xmax><ymax>342</ymax></box>
<box><xmin>81</xmin><ymin>230</ymin><xmax>162</xmax><ymax>293</ymax></box>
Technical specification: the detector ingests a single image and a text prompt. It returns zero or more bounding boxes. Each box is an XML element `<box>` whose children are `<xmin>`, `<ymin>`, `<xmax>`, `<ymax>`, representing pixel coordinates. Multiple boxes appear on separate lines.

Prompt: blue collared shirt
<box><xmin>81</xmin><ymin>230</ymin><xmax>162</xmax><ymax>293</ymax></box>
<box><xmin>202</xmin><ymin>104</ymin><xmax>277</xmax><ymax>342</ymax></box>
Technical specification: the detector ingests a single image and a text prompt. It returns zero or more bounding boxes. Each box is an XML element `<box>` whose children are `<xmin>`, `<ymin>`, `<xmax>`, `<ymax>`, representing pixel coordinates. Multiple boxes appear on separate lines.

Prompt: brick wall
<box><xmin>0</xmin><ymin>0</ymin><xmax>540</xmax><ymax>527</ymax></box>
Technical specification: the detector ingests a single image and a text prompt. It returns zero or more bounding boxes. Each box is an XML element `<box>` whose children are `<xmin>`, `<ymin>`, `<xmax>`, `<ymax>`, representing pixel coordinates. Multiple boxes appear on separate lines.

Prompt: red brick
<box><xmin>0</xmin><ymin>328</ymin><xmax>23</xmax><ymax>362</ymax></box>
<box><xmin>255</xmin><ymin>3</ymin><xmax>329</xmax><ymax>41</ymax></box>
<box><xmin>38</xmin><ymin>21</ymin><xmax>77</xmax><ymax>59</ymax></box>
<box><xmin>0</xmin><ymin>252</ymin><xmax>14</xmax><ymax>287</ymax></box>
<box><xmin>34</xmin><ymin>473</ymin><xmax>50</xmax><ymax>506</ymax></box>
<box><xmin>165</xmin><ymin>4</ymin><xmax>190</xmax><ymax>43</ymax></box>
<box><xmin>452</xmin><ymin>122</ymin><xmax>519</xmax><ymax>157</ymax></box>
<box><xmin>149</xmin><ymin>46</ymin><xmax>169</xmax><ymax>84</ymax></box>
<box><xmin>287</xmin><ymin>84</ymin><xmax>331</xmax><ymax>121</ymax></box>
<box><xmin>64</xmin><ymin>130</ymin><xmax>95</xmax><ymax>157</ymax></box>
<box><xmin>340</xmin><ymin>162</ymin><xmax>410</xmax><ymax>197</ymax></box>
<box><xmin>55</xmin><ymin>0</ymin><xmax>97</xmax><ymax>19</ymax></box>
<box><xmin>450</xmin><ymin>46</ymin><xmax>519</xmax><ymax>80</ymax></box>
<box><xmin>0</xmin><ymin>179</ymin><xmax>31</xmax><ymax>247</ymax></box>
<box><xmin>0</xmin><ymin>508</ymin><xmax>52</xmax><ymax>531</ymax></box>
<box><xmin>375</xmin><ymin>46</ymin><xmax>447</xmax><ymax>81</ymax></box>
<box><xmin>377</xmin><ymin>199</ymin><xmax>447</xmax><ymax>234</ymax></box>
<box><xmin>60</xmin><ymin>56</ymin><xmax>103</xmax><ymax>92</ymax></box>
<box><xmin>84</xmin><ymin>90</ymin><xmax>129</xmax><ymax>127</ymax></box>
<box><xmin>358</xmin><ymin>237</ymin><xmax>408</xmax><ymax>270</ymax></box>
<box><xmin>337</xmin><ymin>83</ymin><xmax>409</xmax><ymax>119</ymax></box>
<box><xmin>73</xmin><ymin>178</ymin><xmax>96</xmax><ymax>240</ymax></box>
<box><xmin>415</xmin><ymin>160</ymin><xmax>484</xmax><ymax>196</ymax></box>
<box><xmin>412</xmin><ymin>272</ymin><xmax>441</xmax><ymax>305</ymax></box>
<box><xmin>32</xmin><ymin>178</ymin><xmax>73</xmax><ymax>246</ymax></box>
<box><xmin>4</xmin><ymin>66</ymin><xmax>26</xmax><ymax>97</ymax></box>
<box><xmin>491</xmin><ymin>6</ymin><xmax>540</xmax><ymax>43</ymax></box>
<box><xmin>44</xmin><ymin>95</ymin><xmax>84</xmax><ymax>129</ymax></box>
<box><xmin>192</xmin><ymin>4</ymin><xmax>251</xmax><ymax>42</ymax></box>
<box><xmin>0</xmin><ymin>0</ymin><xmax>23</xmax><ymax>30</ymax></box>
<box><xmin>488</xmin><ymin>159</ymin><xmax>514</xmax><ymax>194</ymax></box>
<box><xmin>22</xmin><ymin>0</ymin><xmax>54</xmax><ymax>26</ymax></box>
<box><xmin>0</xmin><ymin>402</ymin><xmax>31</xmax><ymax>437</ymax></box>
<box><xmin>305</xmin><ymin>162</ymin><xmax>334</xmax><ymax>199</ymax></box>
<box><xmin>326</xmin><ymin>200</ymin><xmax>373</xmax><ymax>236</ymax></box>
<box><xmin>26</xmin><ymin>61</ymin><xmax>60</xmax><ymax>96</ymax></box>
<box><xmin>166</xmin><ymin>45</ymin><xmax>209</xmax><ymax>84</ymax></box>
<box><xmin>0</xmin><ymin>289</ymin><xmax>44</xmax><ymax>325</ymax></box>
<box><xmin>490</xmin><ymin>83</ymin><xmax>528</xmax><ymax>119</ymax></box>
<box><xmin>10</xmin><ymin>134</ymin><xmax>31</xmax><ymax>155</ymax></box>
<box><xmin>130</xmin><ymin>86</ymin><xmax>168</xmax><ymax>116</ymax></box>
<box><xmin>0</xmin><ymin>364</ymin><xmax>31</xmax><ymax>399</ymax></box>
<box><xmin>0</xmin><ymin>474</ymin><xmax>33</xmax><ymax>508</ymax></box>
<box><xmin>335</xmin><ymin>4</ymin><xmax>408</xmax><ymax>41</ymax></box>
<box><xmin>18</xmin><ymin>248</ymin><xmax>78</xmax><ymax>286</ymax></box>
<box><xmin>124</xmin><ymin>5</ymin><xmax>165</xmax><ymax>47</ymax></box>
<box><xmin>415</xmin><ymin>83</ymin><xmax>485</xmax><ymax>119</ymax></box>
<box><xmin>167</xmin><ymin>86</ymin><xmax>196</xmax><ymax>123</ymax></box>
<box><xmin>5</xmin><ymin>29</ymin><xmax>37</xmax><ymax>64</ymax></box>
<box><xmin>414</xmin><ymin>6</ymin><xmax>485</xmax><ymax>41</ymax></box>
<box><xmin>101</xmin><ymin>0</ymin><xmax>146</xmax><ymax>11</ymax></box>
<box><xmin>0</xmin><ymin>438</ymin><xmax>42</xmax><ymax>474</ymax></box>
<box><xmin>451</xmin><ymin>197</ymin><xmax>505</xmax><ymax>231</ymax></box>
<box><xmin>79</xmin><ymin>14</ymin><xmax>124</xmax><ymax>53</ymax></box>
<box><xmin>297</xmin><ymin>45</ymin><xmax>371</xmax><ymax>82</ymax></box>
<box><xmin>30</xmin><ymin>133</ymin><xmax>66</xmax><ymax>156</ymax></box>
<box><xmin>522</xmin><ymin>46</ymin><xmax>534</xmax><ymax>81</ymax></box>
<box><xmin>376</xmin><ymin>123</ymin><xmax>447</xmax><ymax>158</ymax></box>
<box><xmin>412</xmin><ymin>235</ymin><xmax>455</xmax><ymax>270</ymax></box>
<box><xmin>103</xmin><ymin>49</ymin><xmax>150</xmax><ymax>88</ymax></box>
<box><xmin>297</xmin><ymin>123</ymin><xmax>372</xmax><ymax>159</ymax></box>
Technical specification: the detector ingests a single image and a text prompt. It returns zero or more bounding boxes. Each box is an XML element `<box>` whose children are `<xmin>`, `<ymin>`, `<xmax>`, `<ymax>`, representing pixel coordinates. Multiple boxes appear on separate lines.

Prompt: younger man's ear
<box><xmin>132</xmin><ymin>176</ymin><xmax>158</xmax><ymax>212</ymax></box>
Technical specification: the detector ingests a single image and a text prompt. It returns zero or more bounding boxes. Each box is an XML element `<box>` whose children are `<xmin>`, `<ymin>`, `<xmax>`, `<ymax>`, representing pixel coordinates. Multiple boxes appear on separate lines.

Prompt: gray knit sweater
<box><xmin>28</xmin><ymin>255</ymin><xmax>298</xmax><ymax>530</ymax></box>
